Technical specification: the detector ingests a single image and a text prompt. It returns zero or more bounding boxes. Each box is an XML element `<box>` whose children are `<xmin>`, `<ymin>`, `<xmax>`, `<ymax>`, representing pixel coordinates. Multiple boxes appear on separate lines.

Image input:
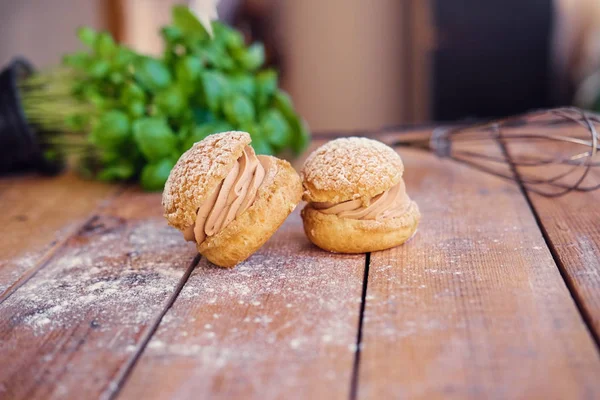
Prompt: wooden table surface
<box><xmin>1</xmin><ymin>130</ymin><xmax>599</xmax><ymax>400</ymax></box>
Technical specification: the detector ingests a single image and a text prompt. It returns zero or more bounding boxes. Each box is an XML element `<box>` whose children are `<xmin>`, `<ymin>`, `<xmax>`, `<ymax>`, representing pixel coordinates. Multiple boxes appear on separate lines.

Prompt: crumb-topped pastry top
<box><xmin>162</xmin><ymin>131</ymin><xmax>252</xmax><ymax>231</ymax></box>
<box><xmin>301</xmin><ymin>137</ymin><xmax>404</xmax><ymax>204</ymax></box>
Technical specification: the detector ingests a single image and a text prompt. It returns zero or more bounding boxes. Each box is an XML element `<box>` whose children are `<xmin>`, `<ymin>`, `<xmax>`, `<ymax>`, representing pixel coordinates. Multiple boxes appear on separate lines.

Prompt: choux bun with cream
<box><xmin>301</xmin><ymin>137</ymin><xmax>420</xmax><ymax>253</ymax></box>
<box><xmin>163</xmin><ymin>131</ymin><xmax>302</xmax><ymax>267</ymax></box>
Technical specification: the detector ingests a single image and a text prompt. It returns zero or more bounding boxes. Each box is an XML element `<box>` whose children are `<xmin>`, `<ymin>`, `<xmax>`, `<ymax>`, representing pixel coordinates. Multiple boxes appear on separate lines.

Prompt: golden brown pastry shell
<box><xmin>301</xmin><ymin>201</ymin><xmax>420</xmax><ymax>254</ymax></box>
<box><xmin>198</xmin><ymin>157</ymin><xmax>302</xmax><ymax>267</ymax></box>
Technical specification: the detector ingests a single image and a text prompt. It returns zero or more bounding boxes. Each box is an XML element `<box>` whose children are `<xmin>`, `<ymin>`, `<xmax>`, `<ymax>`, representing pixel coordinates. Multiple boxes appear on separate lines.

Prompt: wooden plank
<box><xmin>0</xmin><ymin>189</ymin><xmax>198</xmax><ymax>400</ymax></box>
<box><xmin>358</xmin><ymin>145</ymin><xmax>600</xmax><ymax>398</ymax></box>
<box><xmin>520</xmin><ymin>173</ymin><xmax>600</xmax><ymax>339</ymax></box>
<box><xmin>117</xmin><ymin>207</ymin><xmax>366</xmax><ymax>400</ymax></box>
<box><xmin>503</xmin><ymin>123</ymin><xmax>600</xmax><ymax>342</ymax></box>
<box><xmin>0</xmin><ymin>174</ymin><xmax>119</xmax><ymax>299</ymax></box>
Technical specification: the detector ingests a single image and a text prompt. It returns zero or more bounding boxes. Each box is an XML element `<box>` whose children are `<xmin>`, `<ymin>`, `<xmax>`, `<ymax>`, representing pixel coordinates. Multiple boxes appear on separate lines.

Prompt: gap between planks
<box><xmin>0</xmin><ymin>185</ymin><xmax>127</xmax><ymax>305</ymax></box>
<box><xmin>114</xmin><ymin>248</ymin><xmax>371</xmax><ymax>400</ymax></box>
<box><xmin>497</xmin><ymin>137</ymin><xmax>600</xmax><ymax>352</ymax></box>
<box><xmin>104</xmin><ymin>253</ymin><xmax>202</xmax><ymax>400</ymax></box>
<box><xmin>350</xmin><ymin>252</ymin><xmax>371</xmax><ymax>400</ymax></box>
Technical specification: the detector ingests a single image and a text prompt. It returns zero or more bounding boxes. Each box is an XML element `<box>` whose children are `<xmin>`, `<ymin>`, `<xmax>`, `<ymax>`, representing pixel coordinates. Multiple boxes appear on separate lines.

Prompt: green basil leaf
<box><xmin>271</xmin><ymin>90</ymin><xmax>310</xmax><ymax>153</ymax></box>
<box><xmin>121</xmin><ymin>82</ymin><xmax>146</xmax><ymax>104</ymax></box>
<box><xmin>175</xmin><ymin>125</ymin><xmax>194</xmax><ymax>151</ymax></box>
<box><xmin>260</xmin><ymin>109</ymin><xmax>291</xmax><ymax>149</ymax></box>
<box><xmin>90</xmin><ymin>95</ymin><xmax>115</xmax><ymax>110</ymax></box>
<box><xmin>290</xmin><ymin>116</ymin><xmax>310</xmax><ymax>155</ymax></box>
<box><xmin>88</xmin><ymin>60</ymin><xmax>110</xmax><ymax>78</ymax></box>
<box><xmin>114</xmin><ymin>47</ymin><xmax>136</xmax><ymax>67</ymax></box>
<box><xmin>192</xmin><ymin>107</ymin><xmax>216</xmax><ymax>125</ymax></box>
<box><xmin>141</xmin><ymin>158</ymin><xmax>177</xmax><ymax>191</ymax></box>
<box><xmin>97</xmin><ymin>160</ymin><xmax>135</xmax><ymax>181</ymax></box>
<box><xmin>234</xmin><ymin>43</ymin><xmax>265</xmax><ymax>70</ymax></box>
<box><xmin>133</xmin><ymin>117</ymin><xmax>178</xmax><ymax>161</ymax></box>
<box><xmin>155</xmin><ymin>86</ymin><xmax>187</xmax><ymax>116</ymax></box>
<box><xmin>200</xmin><ymin>71</ymin><xmax>229</xmax><ymax>113</ymax></box>
<box><xmin>239</xmin><ymin>122</ymin><xmax>260</xmax><ymax>137</ymax></box>
<box><xmin>81</xmin><ymin>85</ymin><xmax>99</xmax><ymax>102</ymax></box>
<box><xmin>175</xmin><ymin>56</ymin><xmax>203</xmax><ymax>85</ymax></box>
<box><xmin>223</xmin><ymin>94</ymin><xmax>255</xmax><ymax>125</ymax></box>
<box><xmin>110</xmin><ymin>72</ymin><xmax>124</xmax><ymax>84</ymax></box>
<box><xmin>62</xmin><ymin>52</ymin><xmax>90</xmax><ymax>69</ymax></box>
<box><xmin>77</xmin><ymin>27</ymin><xmax>97</xmax><ymax>47</ymax></box>
<box><xmin>172</xmin><ymin>5</ymin><xmax>208</xmax><ymax>37</ymax></box>
<box><xmin>251</xmin><ymin>135</ymin><xmax>274</xmax><ymax>155</ymax></box>
<box><xmin>255</xmin><ymin>69</ymin><xmax>277</xmax><ymax>109</ymax></box>
<box><xmin>208</xmin><ymin>121</ymin><xmax>235</xmax><ymax>134</ymax></box>
<box><xmin>161</xmin><ymin>25</ymin><xmax>183</xmax><ymax>43</ymax></box>
<box><xmin>230</xmin><ymin>73</ymin><xmax>255</xmax><ymax>98</ymax></box>
<box><xmin>135</xmin><ymin>58</ymin><xmax>172</xmax><ymax>91</ymax></box>
<box><xmin>128</xmin><ymin>102</ymin><xmax>146</xmax><ymax>118</ymax></box>
<box><xmin>90</xmin><ymin>111</ymin><xmax>131</xmax><ymax>149</ymax></box>
<box><xmin>272</xmin><ymin>89</ymin><xmax>296</xmax><ymax>120</ymax></box>
<box><xmin>215</xmin><ymin>22</ymin><xmax>244</xmax><ymax>51</ymax></box>
<box><xmin>202</xmin><ymin>45</ymin><xmax>235</xmax><ymax>70</ymax></box>
<box><xmin>95</xmin><ymin>32</ymin><xmax>116</xmax><ymax>57</ymax></box>
<box><xmin>100</xmin><ymin>150</ymin><xmax>121</xmax><ymax>164</ymax></box>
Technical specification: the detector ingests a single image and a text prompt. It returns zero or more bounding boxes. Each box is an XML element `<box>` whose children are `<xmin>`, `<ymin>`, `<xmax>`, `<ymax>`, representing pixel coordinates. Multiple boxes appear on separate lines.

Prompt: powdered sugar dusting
<box><xmin>0</xmin><ymin>252</ymin><xmax>37</xmax><ymax>294</ymax></box>
<box><xmin>0</xmin><ymin>222</ymin><xmax>77</xmax><ymax>294</ymax></box>
<box><xmin>126</xmin><ymin>210</ymin><xmax>365</xmax><ymax>397</ymax></box>
<box><xmin>2</xmin><ymin>218</ymin><xmax>196</xmax><ymax>336</ymax></box>
<box><xmin>172</xmin><ymin>253</ymin><xmax>363</xmax><ymax>351</ymax></box>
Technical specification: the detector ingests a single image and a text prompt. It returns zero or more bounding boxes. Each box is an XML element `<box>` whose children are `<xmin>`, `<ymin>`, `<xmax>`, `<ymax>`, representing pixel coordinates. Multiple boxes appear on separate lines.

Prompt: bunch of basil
<box><xmin>56</xmin><ymin>5</ymin><xmax>308</xmax><ymax>190</ymax></box>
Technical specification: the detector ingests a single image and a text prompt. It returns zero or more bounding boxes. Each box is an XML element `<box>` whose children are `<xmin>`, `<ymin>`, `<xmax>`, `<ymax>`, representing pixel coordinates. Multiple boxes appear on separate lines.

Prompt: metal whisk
<box><xmin>391</xmin><ymin>107</ymin><xmax>600</xmax><ymax>197</ymax></box>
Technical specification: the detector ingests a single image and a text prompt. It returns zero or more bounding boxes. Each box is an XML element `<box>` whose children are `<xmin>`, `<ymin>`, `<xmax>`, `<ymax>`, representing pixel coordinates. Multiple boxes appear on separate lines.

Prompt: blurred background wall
<box><xmin>1</xmin><ymin>0</ymin><xmax>600</xmax><ymax>132</ymax></box>
<box><xmin>0</xmin><ymin>0</ymin><xmax>104</xmax><ymax>68</ymax></box>
<box><xmin>274</xmin><ymin>0</ymin><xmax>429</xmax><ymax>131</ymax></box>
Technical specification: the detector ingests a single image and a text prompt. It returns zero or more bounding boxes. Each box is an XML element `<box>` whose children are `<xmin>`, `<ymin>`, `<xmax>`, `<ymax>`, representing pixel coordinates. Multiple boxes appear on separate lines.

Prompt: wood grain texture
<box><xmin>504</xmin><ymin>125</ymin><xmax>600</xmax><ymax>342</ymax></box>
<box><xmin>0</xmin><ymin>174</ymin><xmax>119</xmax><ymax>298</ymax></box>
<box><xmin>523</xmin><ymin>178</ymin><xmax>600</xmax><ymax>339</ymax></box>
<box><xmin>0</xmin><ymin>189</ymin><xmax>197</xmax><ymax>400</ymax></box>
<box><xmin>358</xmin><ymin>146</ymin><xmax>600</xmax><ymax>399</ymax></box>
<box><xmin>2</xmin><ymin>132</ymin><xmax>599</xmax><ymax>399</ymax></box>
<box><xmin>118</xmin><ymin>208</ymin><xmax>366</xmax><ymax>400</ymax></box>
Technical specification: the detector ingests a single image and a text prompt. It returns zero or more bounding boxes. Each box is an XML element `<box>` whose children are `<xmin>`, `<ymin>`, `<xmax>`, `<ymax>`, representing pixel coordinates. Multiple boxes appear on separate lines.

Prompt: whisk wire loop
<box><xmin>394</xmin><ymin>107</ymin><xmax>600</xmax><ymax>197</ymax></box>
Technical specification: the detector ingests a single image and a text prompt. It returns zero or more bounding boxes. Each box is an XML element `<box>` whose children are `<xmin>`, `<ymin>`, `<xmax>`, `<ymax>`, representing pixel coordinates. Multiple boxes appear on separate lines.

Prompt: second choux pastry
<box><xmin>301</xmin><ymin>137</ymin><xmax>420</xmax><ymax>253</ymax></box>
<box><xmin>162</xmin><ymin>131</ymin><xmax>302</xmax><ymax>267</ymax></box>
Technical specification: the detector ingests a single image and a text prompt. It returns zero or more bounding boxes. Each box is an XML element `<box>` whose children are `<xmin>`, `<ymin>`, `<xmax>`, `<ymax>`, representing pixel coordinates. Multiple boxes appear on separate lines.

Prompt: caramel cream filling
<box><xmin>312</xmin><ymin>180</ymin><xmax>411</xmax><ymax>220</ymax></box>
<box><xmin>184</xmin><ymin>146</ymin><xmax>271</xmax><ymax>244</ymax></box>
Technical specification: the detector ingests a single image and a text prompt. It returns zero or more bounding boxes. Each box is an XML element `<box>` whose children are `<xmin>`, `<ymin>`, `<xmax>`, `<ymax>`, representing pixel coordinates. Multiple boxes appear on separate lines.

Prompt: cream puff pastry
<box><xmin>163</xmin><ymin>131</ymin><xmax>302</xmax><ymax>267</ymax></box>
<box><xmin>301</xmin><ymin>137</ymin><xmax>420</xmax><ymax>253</ymax></box>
